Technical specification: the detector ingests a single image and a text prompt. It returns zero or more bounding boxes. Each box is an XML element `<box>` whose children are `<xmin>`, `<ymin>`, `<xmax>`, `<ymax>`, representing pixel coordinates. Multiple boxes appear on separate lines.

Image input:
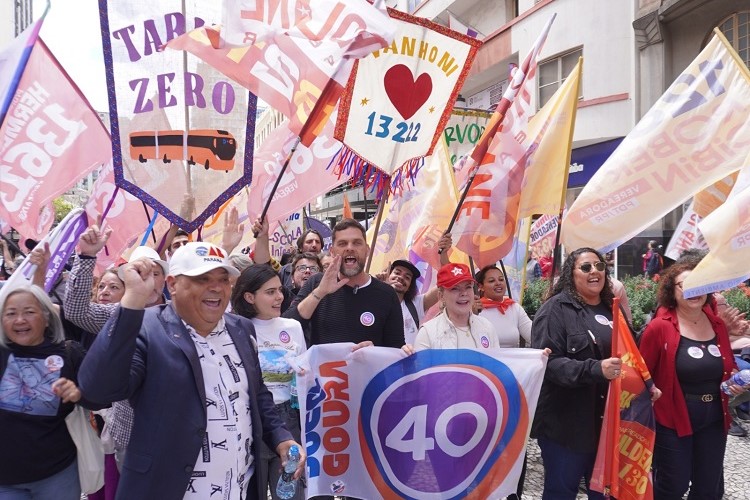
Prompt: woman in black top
<box><xmin>531</xmin><ymin>248</ymin><xmax>627</xmax><ymax>500</ymax></box>
<box><xmin>0</xmin><ymin>285</ymin><xmax>92</xmax><ymax>499</ymax></box>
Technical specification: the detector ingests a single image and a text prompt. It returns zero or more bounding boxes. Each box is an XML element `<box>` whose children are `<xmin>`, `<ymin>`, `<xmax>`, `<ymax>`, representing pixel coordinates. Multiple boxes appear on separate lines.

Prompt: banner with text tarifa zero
<box><xmin>101</xmin><ymin>0</ymin><xmax>257</xmax><ymax>232</ymax></box>
<box><xmin>293</xmin><ymin>344</ymin><xmax>547</xmax><ymax>500</ymax></box>
<box><xmin>562</xmin><ymin>31</ymin><xmax>750</xmax><ymax>252</ymax></box>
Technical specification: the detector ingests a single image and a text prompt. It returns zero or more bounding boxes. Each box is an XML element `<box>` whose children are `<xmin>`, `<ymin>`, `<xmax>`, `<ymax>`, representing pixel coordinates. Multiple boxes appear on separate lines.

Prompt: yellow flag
<box><xmin>519</xmin><ymin>58</ymin><xmax>582</xmax><ymax>218</ymax></box>
<box><xmin>562</xmin><ymin>32</ymin><xmax>750</xmax><ymax>252</ymax></box>
<box><xmin>682</xmin><ymin>159</ymin><xmax>750</xmax><ymax>296</ymax></box>
<box><xmin>368</xmin><ymin>139</ymin><xmax>468</xmax><ymax>281</ymax></box>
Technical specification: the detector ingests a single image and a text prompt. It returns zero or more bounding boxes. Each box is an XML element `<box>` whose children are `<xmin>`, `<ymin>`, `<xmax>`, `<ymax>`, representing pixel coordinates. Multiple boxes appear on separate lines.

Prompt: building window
<box><xmin>717</xmin><ymin>12</ymin><xmax>749</xmax><ymax>69</ymax></box>
<box><xmin>538</xmin><ymin>49</ymin><xmax>583</xmax><ymax>108</ymax></box>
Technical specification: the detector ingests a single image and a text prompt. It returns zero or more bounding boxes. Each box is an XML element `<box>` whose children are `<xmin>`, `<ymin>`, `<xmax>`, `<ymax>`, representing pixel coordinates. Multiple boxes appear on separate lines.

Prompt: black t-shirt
<box><xmin>0</xmin><ymin>340</ymin><xmax>85</xmax><ymax>484</ymax></box>
<box><xmin>581</xmin><ymin>302</ymin><xmax>613</xmax><ymax>360</ymax></box>
<box><xmin>284</xmin><ymin>274</ymin><xmax>405</xmax><ymax>348</ymax></box>
<box><xmin>676</xmin><ymin>335</ymin><xmax>723</xmax><ymax>395</ymax></box>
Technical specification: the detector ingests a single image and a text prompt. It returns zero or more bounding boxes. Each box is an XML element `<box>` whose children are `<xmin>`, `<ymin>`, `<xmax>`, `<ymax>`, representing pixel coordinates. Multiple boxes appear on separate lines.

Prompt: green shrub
<box><xmin>621</xmin><ymin>275</ymin><xmax>659</xmax><ymax>331</ymax></box>
<box><xmin>724</xmin><ymin>284</ymin><xmax>750</xmax><ymax>315</ymax></box>
<box><xmin>522</xmin><ymin>278</ymin><xmax>552</xmax><ymax>318</ymax></box>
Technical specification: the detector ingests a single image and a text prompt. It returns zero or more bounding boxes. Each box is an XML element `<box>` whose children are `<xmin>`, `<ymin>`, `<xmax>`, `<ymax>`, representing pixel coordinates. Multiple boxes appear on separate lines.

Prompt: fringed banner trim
<box><xmin>327</xmin><ymin>145</ymin><xmax>426</xmax><ymax>201</ymax></box>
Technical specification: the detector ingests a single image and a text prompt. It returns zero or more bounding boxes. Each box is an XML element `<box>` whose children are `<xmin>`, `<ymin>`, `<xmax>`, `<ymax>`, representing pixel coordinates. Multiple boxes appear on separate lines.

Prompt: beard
<box><xmin>339</xmin><ymin>256</ymin><xmax>364</xmax><ymax>277</ymax></box>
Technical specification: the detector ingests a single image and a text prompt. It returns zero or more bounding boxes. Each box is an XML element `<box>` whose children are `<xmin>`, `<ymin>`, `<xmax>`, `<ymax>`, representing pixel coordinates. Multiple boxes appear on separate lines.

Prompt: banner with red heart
<box><xmin>334</xmin><ymin>8</ymin><xmax>480</xmax><ymax>178</ymax></box>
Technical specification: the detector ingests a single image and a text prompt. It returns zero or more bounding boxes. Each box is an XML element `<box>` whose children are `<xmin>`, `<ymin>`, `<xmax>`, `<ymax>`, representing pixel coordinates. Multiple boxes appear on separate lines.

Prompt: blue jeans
<box><xmin>0</xmin><ymin>458</ymin><xmax>80</xmax><ymax>500</ymax></box>
<box><xmin>538</xmin><ymin>437</ymin><xmax>606</xmax><ymax>500</ymax></box>
<box><xmin>653</xmin><ymin>400</ymin><xmax>726</xmax><ymax>500</ymax></box>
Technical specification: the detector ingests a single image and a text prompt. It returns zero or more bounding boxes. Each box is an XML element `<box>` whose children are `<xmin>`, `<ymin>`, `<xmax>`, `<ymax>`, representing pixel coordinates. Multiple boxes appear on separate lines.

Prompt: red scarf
<box><xmin>480</xmin><ymin>297</ymin><xmax>515</xmax><ymax>314</ymax></box>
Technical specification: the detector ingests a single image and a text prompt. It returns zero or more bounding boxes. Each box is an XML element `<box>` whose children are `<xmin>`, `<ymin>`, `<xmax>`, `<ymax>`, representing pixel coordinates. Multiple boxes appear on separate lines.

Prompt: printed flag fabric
<box><xmin>0</xmin><ymin>37</ymin><xmax>110</xmax><ymax>239</ymax></box>
<box><xmin>453</xmin><ymin>58</ymin><xmax>581</xmax><ymax>267</ymax></box>
<box><xmin>101</xmin><ymin>0</ymin><xmax>257</xmax><ymax>233</ymax></box>
<box><xmin>591</xmin><ymin>299</ymin><xmax>656</xmax><ymax>500</ymax></box>
<box><xmin>681</xmin><ymin>159</ymin><xmax>750</xmax><ymax>297</ymax></box>
<box><xmin>367</xmin><ymin>139</ymin><xmax>468</xmax><ymax>280</ymax></box>
<box><xmin>85</xmin><ymin>160</ymin><xmax>146</xmax><ymax>272</ymax></box>
<box><xmin>459</xmin><ymin>14</ymin><xmax>555</xmax><ymax>175</ymax></box>
<box><xmin>0</xmin><ymin>14</ymin><xmax>44</xmax><ymax>125</ymax></box>
<box><xmin>562</xmin><ymin>32</ymin><xmax>750</xmax><ymax>253</ymax></box>
<box><xmin>0</xmin><ymin>208</ymin><xmax>88</xmax><ymax>299</ymax></box>
<box><xmin>168</xmin><ymin>0</ymin><xmax>395</xmax><ymax>146</ymax></box>
<box><xmin>664</xmin><ymin>201</ymin><xmax>708</xmax><ymax>261</ymax></box>
<box><xmin>246</xmin><ymin>116</ymin><xmax>345</xmax><ymax>224</ymax></box>
<box><xmin>443</xmin><ymin>108</ymin><xmax>493</xmax><ymax>167</ymax></box>
<box><xmin>334</xmin><ymin>8</ymin><xmax>481</xmax><ymax>177</ymax></box>
<box><xmin>293</xmin><ymin>344</ymin><xmax>547</xmax><ymax>500</ymax></box>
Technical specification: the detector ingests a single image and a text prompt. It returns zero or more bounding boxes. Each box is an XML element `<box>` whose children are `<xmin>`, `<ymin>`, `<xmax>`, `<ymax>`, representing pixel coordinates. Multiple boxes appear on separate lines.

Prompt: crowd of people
<box><xmin>0</xmin><ymin>218</ymin><xmax>748</xmax><ymax>500</ymax></box>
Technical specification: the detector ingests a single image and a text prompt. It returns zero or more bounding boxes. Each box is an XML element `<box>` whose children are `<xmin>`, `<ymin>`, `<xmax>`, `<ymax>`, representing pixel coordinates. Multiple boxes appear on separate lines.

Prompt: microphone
<box><xmin>353</xmin><ymin>285</ymin><xmax>359</xmax><ymax>295</ymax></box>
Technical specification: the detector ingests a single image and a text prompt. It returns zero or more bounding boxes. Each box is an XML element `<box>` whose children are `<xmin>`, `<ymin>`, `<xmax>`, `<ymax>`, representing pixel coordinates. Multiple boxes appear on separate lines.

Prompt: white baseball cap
<box><xmin>117</xmin><ymin>246</ymin><xmax>169</xmax><ymax>280</ymax></box>
<box><xmin>169</xmin><ymin>242</ymin><xmax>240</xmax><ymax>278</ymax></box>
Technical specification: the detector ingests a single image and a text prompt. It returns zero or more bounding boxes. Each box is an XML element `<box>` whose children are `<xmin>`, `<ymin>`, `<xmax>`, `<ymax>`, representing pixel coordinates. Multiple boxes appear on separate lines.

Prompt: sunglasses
<box><xmin>578</xmin><ymin>261</ymin><xmax>606</xmax><ymax>273</ymax></box>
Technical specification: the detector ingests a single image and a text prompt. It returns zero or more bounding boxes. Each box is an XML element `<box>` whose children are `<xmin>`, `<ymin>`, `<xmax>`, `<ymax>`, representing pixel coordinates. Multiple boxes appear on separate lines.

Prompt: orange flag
<box><xmin>590</xmin><ymin>298</ymin><xmax>656</xmax><ymax>500</ymax></box>
<box><xmin>343</xmin><ymin>192</ymin><xmax>354</xmax><ymax>219</ymax></box>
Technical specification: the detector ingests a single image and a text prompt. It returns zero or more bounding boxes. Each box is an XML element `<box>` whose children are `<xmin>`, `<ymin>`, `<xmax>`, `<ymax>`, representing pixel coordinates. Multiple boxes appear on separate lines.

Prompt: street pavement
<box><xmin>522</xmin><ymin>434</ymin><xmax>750</xmax><ymax>499</ymax></box>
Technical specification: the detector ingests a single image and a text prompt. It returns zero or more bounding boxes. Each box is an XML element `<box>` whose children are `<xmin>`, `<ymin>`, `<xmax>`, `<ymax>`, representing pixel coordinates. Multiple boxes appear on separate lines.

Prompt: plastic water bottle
<box><xmin>721</xmin><ymin>369</ymin><xmax>750</xmax><ymax>395</ymax></box>
<box><xmin>276</xmin><ymin>445</ymin><xmax>300</xmax><ymax>499</ymax></box>
<box><xmin>289</xmin><ymin>374</ymin><xmax>299</xmax><ymax>410</ymax></box>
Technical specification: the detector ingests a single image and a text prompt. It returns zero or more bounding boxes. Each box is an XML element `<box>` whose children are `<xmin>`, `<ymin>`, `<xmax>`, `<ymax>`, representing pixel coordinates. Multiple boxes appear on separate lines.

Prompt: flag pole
<box><xmin>438</xmin><ymin>14</ymin><xmax>555</xmax><ymax>255</ymax></box>
<box><xmin>365</xmin><ymin>189</ymin><xmax>389</xmax><ymax>274</ymax></box>
<box><xmin>256</xmin><ymin>137</ymin><xmax>301</xmax><ymax>227</ymax></box>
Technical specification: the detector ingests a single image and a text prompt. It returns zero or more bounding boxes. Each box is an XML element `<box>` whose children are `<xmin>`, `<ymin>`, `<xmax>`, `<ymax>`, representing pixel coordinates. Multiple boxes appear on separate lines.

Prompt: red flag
<box><xmin>590</xmin><ymin>298</ymin><xmax>657</xmax><ymax>500</ymax></box>
<box><xmin>167</xmin><ymin>0</ymin><xmax>395</xmax><ymax>146</ymax></box>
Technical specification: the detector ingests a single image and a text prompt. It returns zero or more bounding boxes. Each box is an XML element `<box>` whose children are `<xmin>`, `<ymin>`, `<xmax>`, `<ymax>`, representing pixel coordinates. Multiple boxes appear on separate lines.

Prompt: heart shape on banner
<box><xmin>383</xmin><ymin>64</ymin><xmax>433</xmax><ymax>120</ymax></box>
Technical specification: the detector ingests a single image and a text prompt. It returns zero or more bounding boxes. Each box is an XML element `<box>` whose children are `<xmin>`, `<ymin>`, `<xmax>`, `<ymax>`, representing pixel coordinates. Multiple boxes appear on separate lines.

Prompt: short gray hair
<box><xmin>0</xmin><ymin>285</ymin><xmax>64</xmax><ymax>347</ymax></box>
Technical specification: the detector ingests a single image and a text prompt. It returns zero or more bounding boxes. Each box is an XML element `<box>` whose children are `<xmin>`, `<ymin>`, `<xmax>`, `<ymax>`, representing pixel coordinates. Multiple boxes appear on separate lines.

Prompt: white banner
<box><xmin>293</xmin><ymin>343</ymin><xmax>547</xmax><ymax>499</ymax></box>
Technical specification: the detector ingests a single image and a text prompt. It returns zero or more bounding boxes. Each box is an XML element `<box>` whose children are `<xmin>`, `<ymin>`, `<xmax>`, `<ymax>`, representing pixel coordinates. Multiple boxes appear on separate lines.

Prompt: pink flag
<box><xmin>451</xmin><ymin>15</ymin><xmax>556</xmax><ymax>267</ymax></box>
<box><xmin>0</xmin><ymin>38</ymin><xmax>110</xmax><ymax>239</ymax></box>
<box><xmin>85</xmin><ymin>160</ymin><xmax>146</xmax><ymax>272</ymax></box>
<box><xmin>247</xmin><ymin>116</ymin><xmax>345</xmax><ymax>223</ymax></box>
<box><xmin>167</xmin><ymin>0</ymin><xmax>395</xmax><ymax>146</ymax></box>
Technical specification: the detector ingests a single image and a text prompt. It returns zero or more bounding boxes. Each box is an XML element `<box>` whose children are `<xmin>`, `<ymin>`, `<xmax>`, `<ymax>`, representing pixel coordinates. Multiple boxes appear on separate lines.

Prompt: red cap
<box><xmin>437</xmin><ymin>263</ymin><xmax>475</xmax><ymax>288</ymax></box>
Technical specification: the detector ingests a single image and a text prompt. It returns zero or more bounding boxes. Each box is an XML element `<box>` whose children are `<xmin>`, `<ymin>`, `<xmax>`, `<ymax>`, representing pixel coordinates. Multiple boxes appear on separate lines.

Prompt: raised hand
<box><xmin>221</xmin><ymin>206</ymin><xmax>245</xmax><ymax>254</ymax></box>
<box><xmin>78</xmin><ymin>223</ymin><xmax>112</xmax><ymax>257</ymax></box>
<box><xmin>120</xmin><ymin>258</ymin><xmax>156</xmax><ymax>309</ymax></box>
<box><xmin>314</xmin><ymin>255</ymin><xmax>348</xmax><ymax>297</ymax></box>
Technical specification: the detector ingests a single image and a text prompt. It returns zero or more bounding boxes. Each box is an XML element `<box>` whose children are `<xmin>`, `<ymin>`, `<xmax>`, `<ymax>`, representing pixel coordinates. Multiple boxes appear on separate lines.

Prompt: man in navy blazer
<box><xmin>79</xmin><ymin>242</ymin><xmax>304</xmax><ymax>499</ymax></box>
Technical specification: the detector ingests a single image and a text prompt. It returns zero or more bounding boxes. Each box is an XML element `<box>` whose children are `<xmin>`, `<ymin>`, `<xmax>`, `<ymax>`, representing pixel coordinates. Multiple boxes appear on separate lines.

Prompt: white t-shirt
<box><xmin>400</xmin><ymin>294</ymin><xmax>426</xmax><ymax>345</ymax></box>
<box><xmin>250</xmin><ymin>317</ymin><xmax>306</xmax><ymax>405</ymax></box>
<box><xmin>479</xmin><ymin>303</ymin><xmax>532</xmax><ymax>348</ymax></box>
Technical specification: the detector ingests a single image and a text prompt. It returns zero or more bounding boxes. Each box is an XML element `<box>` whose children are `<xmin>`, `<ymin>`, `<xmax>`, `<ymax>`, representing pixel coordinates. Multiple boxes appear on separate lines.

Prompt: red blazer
<box><xmin>639</xmin><ymin>304</ymin><xmax>736</xmax><ymax>437</ymax></box>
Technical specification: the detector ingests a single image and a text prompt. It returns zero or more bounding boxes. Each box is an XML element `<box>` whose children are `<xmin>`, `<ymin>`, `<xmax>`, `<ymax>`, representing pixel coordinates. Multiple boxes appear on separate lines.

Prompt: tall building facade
<box><xmin>388</xmin><ymin>0</ymin><xmax>749</xmax><ymax>276</ymax></box>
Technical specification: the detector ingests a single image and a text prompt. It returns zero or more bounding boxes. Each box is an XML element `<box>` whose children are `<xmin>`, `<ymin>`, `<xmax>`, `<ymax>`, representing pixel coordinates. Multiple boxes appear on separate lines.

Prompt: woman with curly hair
<box><xmin>639</xmin><ymin>260</ymin><xmax>744</xmax><ymax>499</ymax></box>
<box><xmin>531</xmin><ymin>247</ymin><xmax>653</xmax><ymax>499</ymax></box>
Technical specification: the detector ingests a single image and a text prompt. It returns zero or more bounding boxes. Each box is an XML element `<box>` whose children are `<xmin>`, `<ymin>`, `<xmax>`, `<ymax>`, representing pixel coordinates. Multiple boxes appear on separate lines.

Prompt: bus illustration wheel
<box><xmin>138</xmin><ymin>154</ymin><xmax>146</xmax><ymax>163</ymax></box>
<box><xmin>188</xmin><ymin>156</ymin><xmax>196</xmax><ymax>166</ymax></box>
<box><xmin>163</xmin><ymin>154</ymin><xmax>171</xmax><ymax>164</ymax></box>
<box><xmin>204</xmin><ymin>160</ymin><xmax>210</xmax><ymax>170</ymax></box>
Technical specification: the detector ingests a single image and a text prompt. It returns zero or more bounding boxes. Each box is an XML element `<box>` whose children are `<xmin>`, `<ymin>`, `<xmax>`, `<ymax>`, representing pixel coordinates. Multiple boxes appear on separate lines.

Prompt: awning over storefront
<box><xmin>567</xmin><ymin>138</ymin><xmax>624</xmax><ymax>188</ymax></box>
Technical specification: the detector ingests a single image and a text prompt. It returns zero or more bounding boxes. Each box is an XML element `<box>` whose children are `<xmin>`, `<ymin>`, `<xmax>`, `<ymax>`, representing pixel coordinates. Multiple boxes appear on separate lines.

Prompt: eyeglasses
<box><xmin>295</xmin><ymin>265</ymin><xmax>319</xmax><ymax>273</ymax></box>
<box><xmin>578</xmin><ymin>261</ymin><xmax>606</xmax><ymax>273</ymax></box>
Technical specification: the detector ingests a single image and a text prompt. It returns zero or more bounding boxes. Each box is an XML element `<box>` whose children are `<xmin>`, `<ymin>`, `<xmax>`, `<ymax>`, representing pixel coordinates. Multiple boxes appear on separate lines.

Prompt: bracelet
<box><xmin>311</xmin><ymin>291</ymin><xmax>323</xmax><ymax>301</ymax></box>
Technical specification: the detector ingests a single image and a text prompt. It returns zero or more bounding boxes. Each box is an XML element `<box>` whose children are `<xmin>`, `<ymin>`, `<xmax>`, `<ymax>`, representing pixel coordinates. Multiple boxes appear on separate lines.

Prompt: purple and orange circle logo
<box><xmin>279</xmin><ymin>331</ymin><xmax>290</xmax><ymax>343</ymax></box>
<box><xmin>481</xmin><ymin>336</ymin><xmax>490</xmax><ymax>348</ymax></box>
<box><xmin>360</xmin><ymin>312</ymin><xmax>375</xmax><ymax>327</ymax></box>
<box><xmin>359</xmin><ymin>350</ymin><xmax>529</xmax><ymax>499</ymax></box>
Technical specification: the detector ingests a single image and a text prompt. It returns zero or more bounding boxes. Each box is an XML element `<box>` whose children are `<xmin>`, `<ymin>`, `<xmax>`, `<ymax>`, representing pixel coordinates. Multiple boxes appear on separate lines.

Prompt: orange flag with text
<box><xmin>590</xmin><ymin>298</ymin><xmax>657</xmax><ymax>500</ymax></box>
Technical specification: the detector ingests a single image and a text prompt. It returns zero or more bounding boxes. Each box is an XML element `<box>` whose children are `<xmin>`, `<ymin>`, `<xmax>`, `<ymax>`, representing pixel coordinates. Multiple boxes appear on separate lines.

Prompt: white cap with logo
<box><xmin>117</xmin><ymin>246</ymin><xmax>169</xmax><ymax>280</ymax></box>
<box><xmin>169</xmin><ymin>242</ymin><xmax>240</xmax><ymax>277</ymax></box>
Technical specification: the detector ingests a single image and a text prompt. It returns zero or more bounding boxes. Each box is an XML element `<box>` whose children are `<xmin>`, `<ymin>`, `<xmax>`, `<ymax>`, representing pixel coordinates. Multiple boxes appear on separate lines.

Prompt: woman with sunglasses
<box><xmin>639</xmin><ymin>260</ymin><xmax>744</xmax><ymax>499</ymax></box>
<box><xmin>531</xmin><ymin>247</ymin><xmax>630</xmax><ymax>499</ymax></box>
<box><xmin>231</xmin><ymin>264</ymin><xmax>307</xmax><ymax>500</ymax></box>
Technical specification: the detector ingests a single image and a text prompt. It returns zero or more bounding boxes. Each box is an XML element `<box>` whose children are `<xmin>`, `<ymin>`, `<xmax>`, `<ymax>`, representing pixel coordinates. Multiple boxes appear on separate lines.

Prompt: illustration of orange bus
<box><xmin>129</xmin><ymin>129</ymin><xmax>237</xmax><ymax>171</ymax></box>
